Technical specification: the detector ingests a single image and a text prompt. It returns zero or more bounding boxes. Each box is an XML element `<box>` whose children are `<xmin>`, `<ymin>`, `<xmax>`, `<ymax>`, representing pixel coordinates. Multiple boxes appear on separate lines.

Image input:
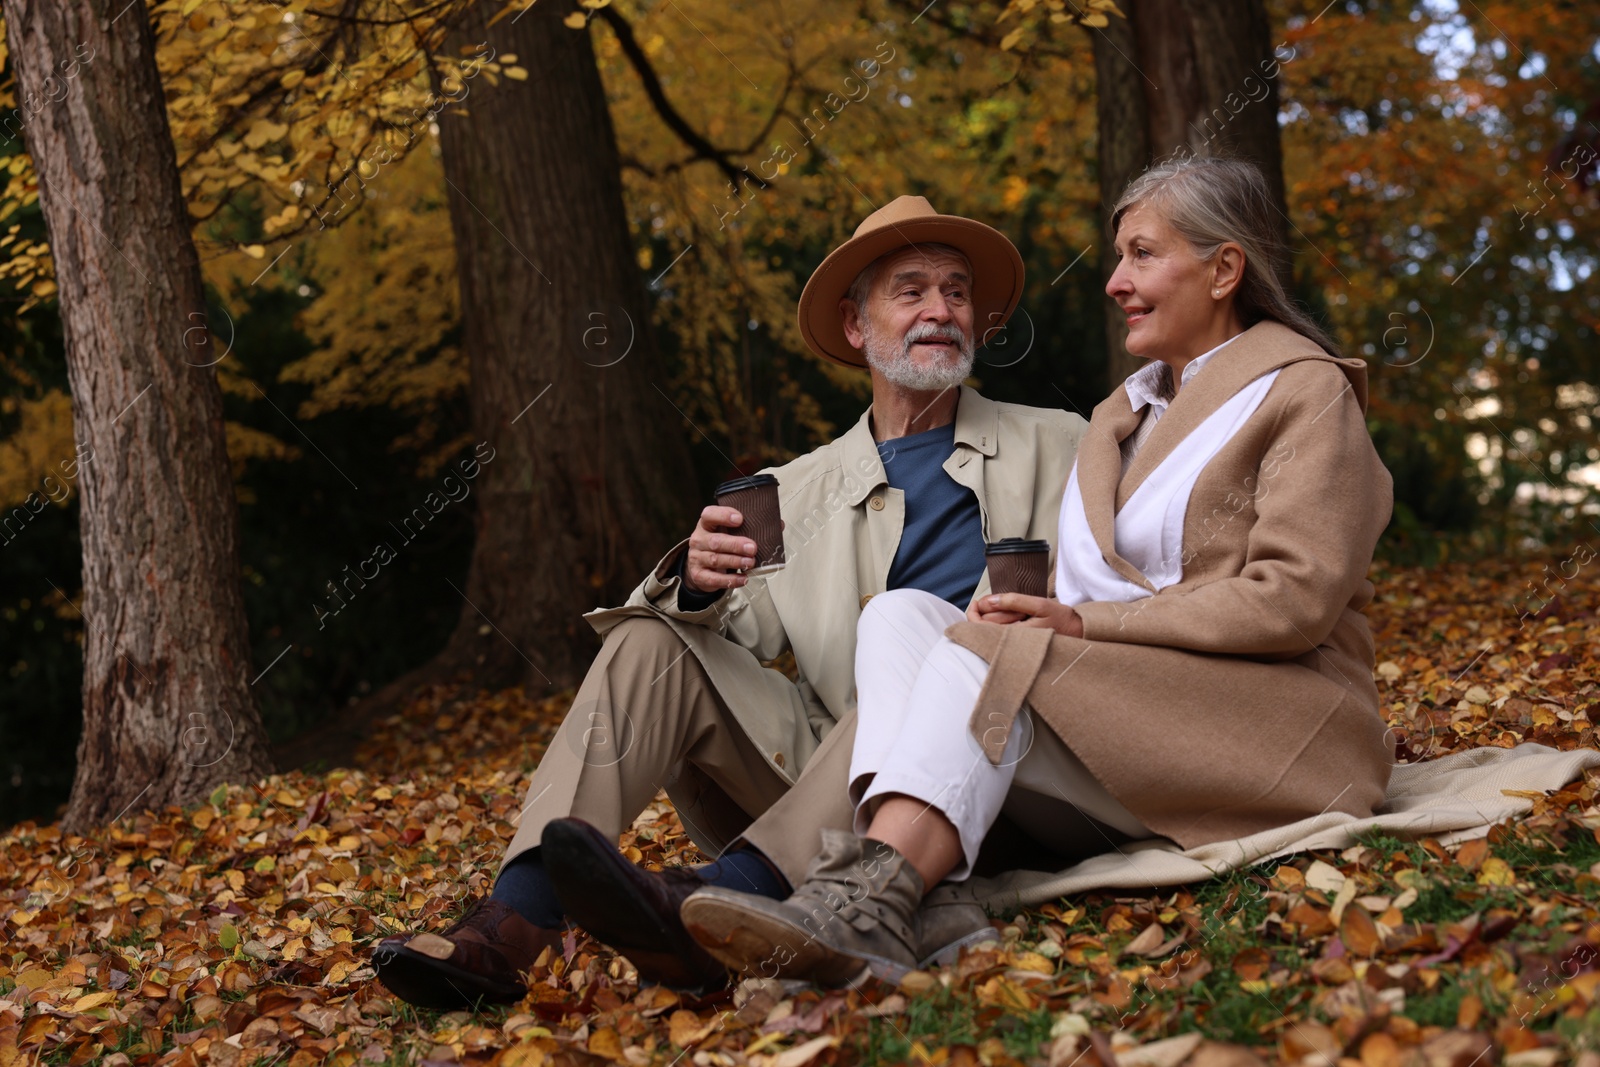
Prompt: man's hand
<box><xmin>966</xmin><ymin>593</ymin><xmax>1084</xmax><ymax>637</ymax></box>
<box><xmin>683</xmin><ymin>506</ymin><xmax>758</xmax><ymax>593</ymax></box>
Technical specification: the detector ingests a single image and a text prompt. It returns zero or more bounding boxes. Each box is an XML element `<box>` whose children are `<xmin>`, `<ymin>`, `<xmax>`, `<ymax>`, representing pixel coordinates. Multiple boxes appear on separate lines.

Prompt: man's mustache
<box><xmin>901</xmin><ymin>323</ymin><xmax>969</xmax><ymax>352</ymax></box>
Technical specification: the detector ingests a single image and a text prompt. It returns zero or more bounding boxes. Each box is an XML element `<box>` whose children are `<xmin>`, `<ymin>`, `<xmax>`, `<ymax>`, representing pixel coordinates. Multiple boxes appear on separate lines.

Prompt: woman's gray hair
<box><xmin>1111</xmin><ymin>156</ymin><xmax>1340</xmax><ymax>356</ymax></box>
<box><xmin>845</xmin><ymin>242</ymin><xmax>972</xmax><ymax>310</ymax></box>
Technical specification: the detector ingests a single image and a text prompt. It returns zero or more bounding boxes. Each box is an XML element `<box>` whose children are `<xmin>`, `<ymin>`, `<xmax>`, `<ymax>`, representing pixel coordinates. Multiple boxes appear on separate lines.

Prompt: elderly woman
<box><xmin>680</xmin><ymin>156</ymin><xmax>1396</xmax><ymax>984</ymax></box>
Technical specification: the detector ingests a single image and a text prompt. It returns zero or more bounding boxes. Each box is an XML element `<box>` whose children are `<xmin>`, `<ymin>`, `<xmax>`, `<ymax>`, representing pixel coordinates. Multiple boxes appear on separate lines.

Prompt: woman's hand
<box><xmin>966</xmin><ymin>592</ymin><xmax>1027</xmax><ymax>626</ymax></box>
<box><xmin>968</xmin><ymin>593</ymin><xmax>1084</xmax><ymax>637</ymax></box>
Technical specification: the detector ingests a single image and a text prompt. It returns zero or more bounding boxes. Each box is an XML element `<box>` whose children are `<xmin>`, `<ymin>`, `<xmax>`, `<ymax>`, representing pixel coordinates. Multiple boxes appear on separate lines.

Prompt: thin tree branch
<box><xmin>592</xmin><ymin>4</ymin><xmax>749</xmax><ymax>190</ymax></box>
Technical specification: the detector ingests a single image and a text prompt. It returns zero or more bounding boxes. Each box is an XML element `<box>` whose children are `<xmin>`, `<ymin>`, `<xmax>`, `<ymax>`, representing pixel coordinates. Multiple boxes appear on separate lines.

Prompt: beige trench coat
<box><xmin>948</xmin><ymin>322</ymin><xmax>1397</xmax><ymax>856</ymax></box>
<box><xmin>582</xmin><ymin>385</ymin><xmax>1085</xmax><ymax>790</ymax></box>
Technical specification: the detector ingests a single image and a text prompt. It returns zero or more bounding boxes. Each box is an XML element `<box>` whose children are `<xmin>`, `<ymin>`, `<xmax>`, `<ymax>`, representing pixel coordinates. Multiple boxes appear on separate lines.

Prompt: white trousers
<box><xmin>850</xmin><ymin>588</ymin><xmax>1150</xmax><ymax>879</ymax></box>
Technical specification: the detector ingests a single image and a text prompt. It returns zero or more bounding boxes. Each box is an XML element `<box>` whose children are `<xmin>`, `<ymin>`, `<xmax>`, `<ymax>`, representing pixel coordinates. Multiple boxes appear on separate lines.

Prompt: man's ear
<box><xmin>841</xmin><ymin>297</ymin><xmax>866</xmax><ymax>350</ymax></box>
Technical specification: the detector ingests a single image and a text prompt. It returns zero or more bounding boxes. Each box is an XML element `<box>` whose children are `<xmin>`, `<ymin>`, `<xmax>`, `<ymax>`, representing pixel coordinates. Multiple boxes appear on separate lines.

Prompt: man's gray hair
<box><xmin>844</xmin><ymin>242</ymin><xmax>972</xmax><ymax>311</ymax></box>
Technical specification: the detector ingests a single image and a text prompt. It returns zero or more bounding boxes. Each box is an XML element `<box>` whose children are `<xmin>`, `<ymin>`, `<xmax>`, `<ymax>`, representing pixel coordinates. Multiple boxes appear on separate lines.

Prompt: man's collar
<box><xmin>839</xmin><ymin>385</ymin><xmax>997</xmax><ymax>506</ymax></box>
<box><xmin>951</xmin><ymin>384</ymin><xmax>999</xmax><ymax>456</ymax></box>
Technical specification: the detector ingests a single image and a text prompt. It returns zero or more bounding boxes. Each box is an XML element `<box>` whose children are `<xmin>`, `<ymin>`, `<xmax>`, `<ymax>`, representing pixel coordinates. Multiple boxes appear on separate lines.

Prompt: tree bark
<box><xmin>1092</xmin><ymin>0</ymin><xmax>1289</xmax><ymax>390</ymax></box>
<box><xmin>427</xmin><ymin>0</ymin><xmax>697</xmax><ymax>690</ymax></box>
<box><xmin>1</xmin><ymin>0</ymin><xmax>273</xmax><ymax>829</ymax></box>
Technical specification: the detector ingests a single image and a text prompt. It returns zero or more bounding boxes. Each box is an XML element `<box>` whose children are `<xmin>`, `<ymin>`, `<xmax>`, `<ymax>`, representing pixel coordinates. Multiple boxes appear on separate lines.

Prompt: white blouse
<box><xmin>1057</xmin><ymin>334</ymin><xmax>1280</xmax><ymax>604</ymax></box>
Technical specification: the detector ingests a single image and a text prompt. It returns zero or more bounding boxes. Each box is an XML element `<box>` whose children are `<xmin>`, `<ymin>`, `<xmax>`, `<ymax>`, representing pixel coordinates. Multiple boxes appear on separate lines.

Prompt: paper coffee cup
<box><xmin>985</xmin><ymin>537</ymin><xmax>1049</xmax><ymax>598</ymax></box>
<box><xmin>714</xmin><ymin>474</ymin><xmax>784</xmax><ymax>575</ymax></box>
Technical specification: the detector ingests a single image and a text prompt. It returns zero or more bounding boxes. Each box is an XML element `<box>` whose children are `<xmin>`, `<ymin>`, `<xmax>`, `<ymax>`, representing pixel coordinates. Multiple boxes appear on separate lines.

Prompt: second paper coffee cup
<box><xmin>714</xmin><ymin>474</ymin><xmax>784</xmax><ymax>575</ymax></box>
<box><xmin>985</xmin><ymin>537</ymin><xmax>1049</xmax><ymax>598</ymax></box>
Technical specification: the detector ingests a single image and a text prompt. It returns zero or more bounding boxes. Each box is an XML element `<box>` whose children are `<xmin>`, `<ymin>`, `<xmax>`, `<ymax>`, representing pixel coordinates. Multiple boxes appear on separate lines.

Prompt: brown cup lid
<box><xmin>715</xmin><ymin>474</ymin><xmax>779</xmax><ymax>497</ymax></box>
<box><xmin>985</xmin><ymin>537</ymin><xmax>1049</xmax><ymax>555</ymax></box>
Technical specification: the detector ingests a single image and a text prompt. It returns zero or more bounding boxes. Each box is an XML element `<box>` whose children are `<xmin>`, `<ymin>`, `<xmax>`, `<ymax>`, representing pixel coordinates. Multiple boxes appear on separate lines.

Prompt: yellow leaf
<box><xmin>1476</xmin><ymin>857</ymin><xmax>1515</xmax><ymax>886</ymax></box>
<box><xmin>1081</xmin><ymin>12</ymin><xmax>1109</xmax><ymax>26</ymax></box>
<box><xmin>1009</xmin><ymin>950</ymin><xmax>1056</xmax><ymax>974</ymax></box>
<box><xmin>999</xmin><ymin>28</ymin><xmax>1025</xmax><ymax>50</ymax></box>
<box><xmin>975</xmin><ymin>974</ymin><xmax>1036</xmax><ymax>1011</ymax></box>
<box><xmin>70</xmin><ymin>991</ymin><xmax>116</xmax><ymax>1013</ymax></box>
<box><xmin>243</xmin><ymin>120</ymin><xmax>288</xmax><ymax>149</ymax></box>
<box><xmin>242</xmin><ymin>244</ymin><xmax>266</xmax><ymax>259</ymax></box>
<box><xmin>13</xmin><ymin>967</ymin><xmax>53</xmax><ymax>990</ymax></box>
<box><xmin>504</xmin><ymin>67</ymin><xmax>529</xmax><ymax>81</ymax></box>
<box><xmin>668</xmin><ymin>1010</ymin><xmax>716</xmax><ymax>1048</ymax></box>
<box><xmin>500</xmin><ymin>1042</ymin><xmax>548</xmax><ymax>1067</ymax></box>
<box><xmin>586</xmin><ymin>1028</ymin><xmax>622</xmax><ymax>1061</ymax></box>
<box><xmin>563</xmin><ymin>12</ymin><xmax>587</xmax><ymax>28</ymax></box>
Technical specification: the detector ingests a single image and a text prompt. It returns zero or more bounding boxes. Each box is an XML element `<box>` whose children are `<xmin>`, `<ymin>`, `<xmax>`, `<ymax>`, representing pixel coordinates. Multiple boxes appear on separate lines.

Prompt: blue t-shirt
<box><xmin>878</xmin><ymin>422</ymin><xmax>986</xmax><ymax>607</ymax></box>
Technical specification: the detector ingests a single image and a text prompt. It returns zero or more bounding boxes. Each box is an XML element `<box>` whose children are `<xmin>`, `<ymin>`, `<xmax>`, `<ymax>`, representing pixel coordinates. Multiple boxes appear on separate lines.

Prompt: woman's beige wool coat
<box><xmin>947</xmin><ymin>320</ymin><xmax>1398</xmax><ymax>852</ymax></box>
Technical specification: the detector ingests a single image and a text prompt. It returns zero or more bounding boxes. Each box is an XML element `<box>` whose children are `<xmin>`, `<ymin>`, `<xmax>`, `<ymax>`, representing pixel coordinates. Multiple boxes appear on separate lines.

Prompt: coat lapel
<box><xmin>1114</xmin><ymin>321</ymin><xmax>1353</xmax><ymax>511</ymax></box>
<box><xmin>1075</xmin><ymin>389</ymin><xmax>1154</xmax><ymax>591</ymax></box>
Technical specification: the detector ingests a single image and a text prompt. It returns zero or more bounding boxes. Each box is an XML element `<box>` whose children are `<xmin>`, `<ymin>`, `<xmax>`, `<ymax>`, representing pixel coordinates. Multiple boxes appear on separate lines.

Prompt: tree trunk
<box><xmin>1</xmin><ymin>0</ymin><xmax>273</xmax><ymax>829</ymax></box>
<box><xmin>1092</xmin><ymin>0</ymin><xmax>1289</xmax><ymax>390</ymax></box>
<box><xmin>428</xmin><ymin>0</ymin><xmax>697</xmax><ymax>690</ymax></box>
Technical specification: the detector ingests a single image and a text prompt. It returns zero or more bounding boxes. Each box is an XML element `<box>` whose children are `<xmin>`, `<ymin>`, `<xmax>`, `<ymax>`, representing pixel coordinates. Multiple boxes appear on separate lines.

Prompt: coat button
<box><xmin>859</xmin><ymin>594</ymin><xmax>875</xmax><ymax>608</ymax></box>
<box><xmin>869</xmin><ymin>496</ymin><xmax>885</xmax><ymax>511</ymax></box>
<box><xmin>773</xmin><ymin>752</ymin><xmax>785</xmax><ymax>768</ymax></box>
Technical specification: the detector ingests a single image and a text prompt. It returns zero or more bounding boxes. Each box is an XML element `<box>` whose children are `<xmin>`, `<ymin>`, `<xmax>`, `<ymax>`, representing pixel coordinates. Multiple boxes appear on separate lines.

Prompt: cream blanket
<box><xmin>962</xmin><ymin>743</ymin><xmax>1600</xmax><ymax>909</ymax></box>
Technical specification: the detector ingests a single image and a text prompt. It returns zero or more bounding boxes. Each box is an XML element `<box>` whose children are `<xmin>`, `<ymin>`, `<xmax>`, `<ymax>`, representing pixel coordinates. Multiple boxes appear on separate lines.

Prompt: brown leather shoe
<box><xmin>542</xmin><ymin>818</ymin><xmax>729</xmax><ymax>994</ymax></box>
<box><xmin>372</xmin><ymin>897</ymin><xmax>560</xmax><ymax>1010</ymax></box>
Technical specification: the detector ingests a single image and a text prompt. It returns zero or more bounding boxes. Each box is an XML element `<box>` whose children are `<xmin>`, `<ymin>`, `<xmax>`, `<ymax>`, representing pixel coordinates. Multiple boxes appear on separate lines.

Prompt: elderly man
<box><xmin>373</xmin><ymin>196</ymin><xmax>1083</xmax><ymax>1008</ymax></box>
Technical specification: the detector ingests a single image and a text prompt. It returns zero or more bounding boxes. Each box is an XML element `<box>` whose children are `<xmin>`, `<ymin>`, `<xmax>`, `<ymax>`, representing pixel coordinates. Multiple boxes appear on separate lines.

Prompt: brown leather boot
<box><xmin>373</xmin><ymin>898</ymin><xmax>560</xmax><ymax>1010</ymax></box>
<box><xmin>542</xmin><ymin>818</ymin><xmax>730</xmax><ymax>994</ymax></box>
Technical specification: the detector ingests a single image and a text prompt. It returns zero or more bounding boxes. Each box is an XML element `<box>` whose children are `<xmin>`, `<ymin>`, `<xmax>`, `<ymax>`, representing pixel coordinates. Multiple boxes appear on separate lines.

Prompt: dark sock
<box><xmin>489</xmin><ymin>849</ymin><xmax>564</xmax><ymax>929</ymax></box>
<box><xmin>695</xmin><ymin>848</ymin><xmax>790</xmax><ymax>900</ymax></box>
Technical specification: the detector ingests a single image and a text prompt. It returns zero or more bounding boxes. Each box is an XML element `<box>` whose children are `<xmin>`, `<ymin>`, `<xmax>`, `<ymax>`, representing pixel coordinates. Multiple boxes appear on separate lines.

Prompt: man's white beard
<box><xmin>861</xmin><ymin>319</ymin><xmax>976</xmax><ymax>391</ymax></box>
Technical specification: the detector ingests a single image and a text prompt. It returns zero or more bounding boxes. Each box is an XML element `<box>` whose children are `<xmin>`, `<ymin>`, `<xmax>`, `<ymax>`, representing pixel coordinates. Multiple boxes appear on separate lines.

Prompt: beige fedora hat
<box><xmin>797</xmin><ymin>195</ymin><xmax>1025</xmax><ymax>369</ymax></box>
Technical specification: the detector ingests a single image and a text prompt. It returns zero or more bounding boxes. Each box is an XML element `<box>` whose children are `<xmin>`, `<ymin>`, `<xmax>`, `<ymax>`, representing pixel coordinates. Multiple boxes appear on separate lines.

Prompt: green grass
<box><xmin>989</xmin><ymin>1006</ymin><xmax>1059</xmax><ymax>1059</ymax></box>
<box><xmin>1117</xmin><ymin>941</ymin><xmax>1310</xmax><ymax>1045</ymax></box>
<box><xmin>1504</xmin><ymin>829</ymin><xmax>1600</xmax><ymax>892</ymax></box>
<box><xmin>1404</xmin><ymin>878</ymin><xmax>1516</xmax><ymax>924</ymax></box>
<box><xmin>1190</xmin><ymin>980</ymin><xmax>1307</xmax><ymax>1046</ymax></box>
<box><xmin>857</xmin><ymin>987</ymin><xmax>1056</xmax><ymax>1063</ymax></box>
<box><xmin>1400</xmin><ymin>972</ymin><xmax>1472</xmax><ymax>1028</ymax></box>
<box><xmin>1555</xmin><ymin>1008</ymin><xmax>1600</xmax><ymax>1051</ymax></box>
